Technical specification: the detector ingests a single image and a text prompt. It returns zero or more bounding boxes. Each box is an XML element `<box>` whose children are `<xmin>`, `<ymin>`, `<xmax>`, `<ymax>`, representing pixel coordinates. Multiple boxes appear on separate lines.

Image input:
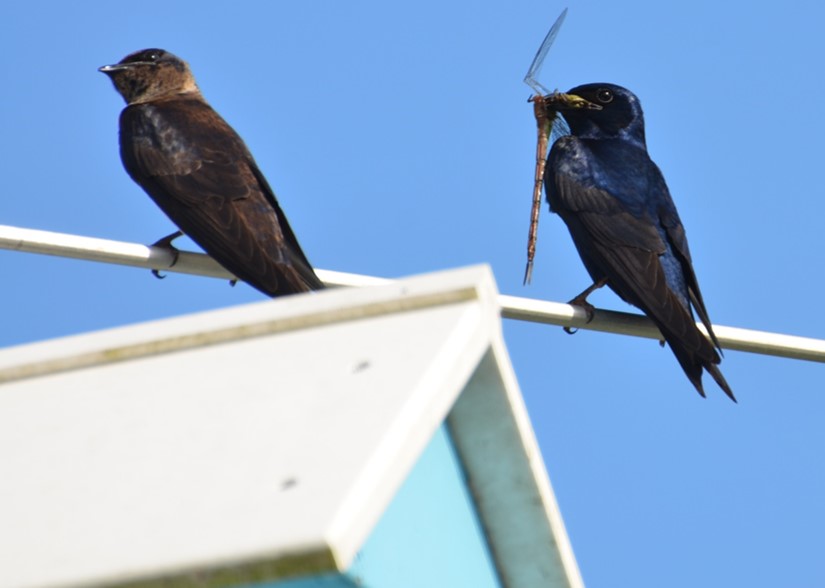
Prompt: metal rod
<box><xmin>498</xmin><ymin>295</ymin><xmax>825</xmax><ymax>363</ymax></box>
<box><xmin>0</xmin><ymin>224</ymin><xmax>822</xmax><ymax>363</ymax></box>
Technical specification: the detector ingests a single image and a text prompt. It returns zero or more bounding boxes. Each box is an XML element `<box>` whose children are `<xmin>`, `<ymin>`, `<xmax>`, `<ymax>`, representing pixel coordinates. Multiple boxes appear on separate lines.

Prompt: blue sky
<box><xmin>3</xmin><ymin>1</ymin><xmax>824</xmax><ymax>586</ymax></box>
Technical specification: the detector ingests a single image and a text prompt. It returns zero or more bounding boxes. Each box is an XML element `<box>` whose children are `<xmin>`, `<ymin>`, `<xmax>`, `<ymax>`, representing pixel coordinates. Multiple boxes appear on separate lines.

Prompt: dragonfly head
<box><xmin>544</xmin><ymin>91</ymin><xmax>602</xmax><ymax>111</ymax></box>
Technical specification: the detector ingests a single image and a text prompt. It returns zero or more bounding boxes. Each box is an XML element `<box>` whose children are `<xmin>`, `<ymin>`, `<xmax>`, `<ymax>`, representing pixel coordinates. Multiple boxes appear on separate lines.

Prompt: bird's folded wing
<box><xmin>553</xmin><ymin>173</ymin><xmax>711</xmax><ymax>356</ymax></box>
<box><xmin>122</xmin><ymin>107</ymin><xmax>322</xmax><ymax>295</ymax></box>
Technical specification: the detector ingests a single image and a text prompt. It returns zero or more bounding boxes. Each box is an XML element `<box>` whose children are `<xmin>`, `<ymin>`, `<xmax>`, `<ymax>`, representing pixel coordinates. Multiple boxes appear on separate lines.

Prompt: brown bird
<box><xmin>99</xmin><ymin>48</ymin><xmax>324</xmax><ymax>297</ymax></box>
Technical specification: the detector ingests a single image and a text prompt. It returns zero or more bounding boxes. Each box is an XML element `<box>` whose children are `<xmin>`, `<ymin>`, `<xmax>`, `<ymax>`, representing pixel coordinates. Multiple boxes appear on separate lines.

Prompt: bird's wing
<box><xmin>120</xmin><ymin>103</ymin><xmax>323</xmax><ymax>296</ymax></box>
<box><xmin>552</xmin><ymin>171</ymin><xmax>714</xmax><ymax>362</ymax></box>
<box><xmin>547</xmin><ymin>128</ymin><xmax>732</xmax><ymax>399</ymax></box>
<box><xmin>656</xmin><ymin>185</ymin><xmax>722</xmax><ymax>351</ymax></box>
<box><xmin>554</xmin><ymin>172</ymin><xmax>666</xmax><ymax>252</ymax></box>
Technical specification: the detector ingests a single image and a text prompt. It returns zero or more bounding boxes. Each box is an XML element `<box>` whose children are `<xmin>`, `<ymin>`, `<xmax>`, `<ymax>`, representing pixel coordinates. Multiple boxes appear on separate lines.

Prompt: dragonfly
<box><xmin>522</xmin><ymin>7</ymin><xmax>571</xmax><ymax>285</ymax></box>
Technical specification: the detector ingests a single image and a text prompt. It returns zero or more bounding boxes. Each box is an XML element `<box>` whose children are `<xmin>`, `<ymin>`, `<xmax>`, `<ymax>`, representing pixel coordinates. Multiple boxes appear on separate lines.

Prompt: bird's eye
<box><xmin>597</xmin><ymin>89</ymin><xmax>613</xmax><ymax>104</ymax></box>
<box><xmin>148</xmin><ymin>52</ymin><xmax>160</xmax><ymax>61</ymax></box>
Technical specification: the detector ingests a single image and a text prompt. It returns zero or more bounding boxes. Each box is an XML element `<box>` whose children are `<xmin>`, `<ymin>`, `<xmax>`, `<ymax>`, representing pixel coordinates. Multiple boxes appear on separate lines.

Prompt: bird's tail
<box><xmin>704</xmin><ymin>362</ymin><xmax>735</xmax><ymax>402</ymax></box>
<box><xmin>285</xmin><ymin>250</ymin><xmax>326</xmax><ymax>292</ymax></box>
<box><xmin>663</xmin><ymin>326</ymin><xmax>736</xmax><ymax>402</ymax></box>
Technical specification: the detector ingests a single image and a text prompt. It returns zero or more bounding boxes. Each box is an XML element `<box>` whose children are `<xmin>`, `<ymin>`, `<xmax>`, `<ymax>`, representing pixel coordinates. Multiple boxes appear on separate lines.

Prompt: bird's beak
<box><xmin>99</xmin><ymin>61</ymin><xmax>154</xmax><ymax>75</ymax></box>
<box><xmin>546</xmin><ymin>92</ymin><xmax>602</xmax><ymax>111</ymax></box>
<box><xmin>98</xmin><ymin>63</ymin><xmax>129</xmax><ymax>75</ymax></box>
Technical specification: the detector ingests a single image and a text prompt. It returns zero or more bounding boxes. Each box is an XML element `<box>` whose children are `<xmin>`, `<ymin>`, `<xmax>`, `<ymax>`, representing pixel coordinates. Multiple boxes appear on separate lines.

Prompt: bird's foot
<box><xmin>563</xmin><ymin>278</ymin><xmax>607</xmax><ymax>334</ymax></box>
<box><xmin>150</xmin><ymin>231</ymin><xmax>184</xmax><ymax>279</ymax></box>
<box><xmin>229</xmin><ymin>279</ymin><xmax>238</xmax><ymax>288</ymax></box>
<box><xmin>563</xmin><ymin>297</ymin><xmax>596</xmax><ymax>335</ymax></box>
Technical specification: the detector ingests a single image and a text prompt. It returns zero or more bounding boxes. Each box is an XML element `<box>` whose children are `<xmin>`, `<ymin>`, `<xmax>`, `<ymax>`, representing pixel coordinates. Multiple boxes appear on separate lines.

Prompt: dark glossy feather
<box><xmin>545</xmin><ymin>83</ymin><xmax>733</xmax><ymax>400</ymax></box>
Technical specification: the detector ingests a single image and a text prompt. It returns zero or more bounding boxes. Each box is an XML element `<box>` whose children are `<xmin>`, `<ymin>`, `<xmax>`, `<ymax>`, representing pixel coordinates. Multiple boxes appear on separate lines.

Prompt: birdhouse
<box><xmin>0</xmin><ymin>265</ymin><xmax>583</xmax><ymax>588</ymax></box>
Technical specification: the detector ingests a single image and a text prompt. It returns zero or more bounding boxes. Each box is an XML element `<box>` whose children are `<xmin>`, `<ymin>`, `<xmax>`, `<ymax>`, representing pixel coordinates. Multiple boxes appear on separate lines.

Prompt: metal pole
<box><xmin>1</xmin><ymin>224</ymin><xmax>823</xmax><ymax>363</ymax></box>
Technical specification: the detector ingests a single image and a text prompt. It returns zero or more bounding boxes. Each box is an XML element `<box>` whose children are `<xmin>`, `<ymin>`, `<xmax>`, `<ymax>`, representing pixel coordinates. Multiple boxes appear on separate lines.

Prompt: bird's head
<box><xmin>546</xmin><ymin>83</ymin><xmax>646</xmax><ymax>145</ymax></box>
<box><xmin>99</xmin><ymin>49</ymin><xmax>199</xmax><ymax>105</ymax></box>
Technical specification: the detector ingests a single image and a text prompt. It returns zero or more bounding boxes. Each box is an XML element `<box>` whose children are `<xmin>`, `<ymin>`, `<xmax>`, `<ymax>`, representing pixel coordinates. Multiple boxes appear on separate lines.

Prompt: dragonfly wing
<box><xmin>523</xmin><ymin>7</ymin><xmax>568</xmax><ymax>94</ymax></box>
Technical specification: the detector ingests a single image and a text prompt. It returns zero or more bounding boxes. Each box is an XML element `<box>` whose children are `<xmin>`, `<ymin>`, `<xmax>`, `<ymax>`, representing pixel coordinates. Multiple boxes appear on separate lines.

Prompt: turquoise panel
<box><xmin>345</xmin><ymin>423</ymin><xmax>501</xmax><ymax>587</ymax></box>
<box><xmin>246</xmin><ymin>423</ymin><xmax>500</xmax><ymax>588</ymax></box>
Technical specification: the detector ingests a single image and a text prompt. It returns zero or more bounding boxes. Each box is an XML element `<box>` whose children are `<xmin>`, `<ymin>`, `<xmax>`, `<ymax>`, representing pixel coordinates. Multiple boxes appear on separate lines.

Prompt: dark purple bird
<box><xmin>100</xmin><ymin>49</ymin><xmax>324</xmax><ymax>297</ymax></box>
<box><xmin>544</xmin><ymin>83</ymin><xmax>734</xmax><ymax>401</ymax></box>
